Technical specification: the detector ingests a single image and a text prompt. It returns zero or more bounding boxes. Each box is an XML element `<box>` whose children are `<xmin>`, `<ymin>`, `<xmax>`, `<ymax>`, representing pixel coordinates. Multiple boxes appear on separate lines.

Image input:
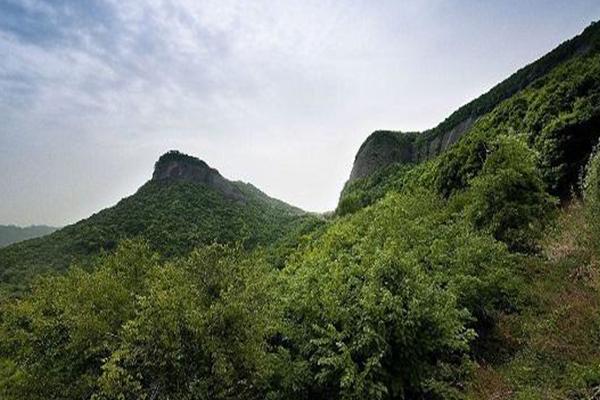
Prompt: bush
<box><xmin>0</xmin><ymin>242</ymin><xmax>278</xmax><ymax>400</ymax></box>
<box><xmin>0</xmin><ymin>240</ymin><xmax>158</xmax><ymax>400</ymax></box>
<box><xmin>95</xmin><ymin>244</ymin><xmax>277</xmax><ymax>400</ymax></box>
<box><xmin>462</xmin><ymin>135</ymin><xmax>555</xmax><ymax>252</ymax></box>
<box><xmin>278</xmin><ymin>190</ymin><xmax>518</xmax><ymax>399</ymax></box>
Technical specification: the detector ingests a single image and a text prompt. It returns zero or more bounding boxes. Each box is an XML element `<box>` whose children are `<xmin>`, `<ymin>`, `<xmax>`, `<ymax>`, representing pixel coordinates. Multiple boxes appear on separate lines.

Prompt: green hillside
<box><xmin>345</xmin><ymin>21</ymin><xmax>600</xmax><ymax>190</ymax></box>
<box><xmin>341</xmin><ymin>22</ymin><xmax>600</xmax><ymax>214</ymax></box>
<box><xmin>2</xmin><ymin>22</ymin><xmax>600</xmax><ymax>400</ymax></box>
<box><xmin>0</xmin><ymin>152</ymin><xmax>321</xmax><ymax>294</ymax></box>
<box><xmin>416</xmin><ymin>20</ymin><xmax>600</xmax><ymax>156</ymax></box>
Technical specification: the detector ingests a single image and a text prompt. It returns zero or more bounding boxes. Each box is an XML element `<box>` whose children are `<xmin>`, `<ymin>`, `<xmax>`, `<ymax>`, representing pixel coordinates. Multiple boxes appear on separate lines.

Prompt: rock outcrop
<box><xmin>152</xmin><ymin>151</ymin><xmax>246</xmax><ymax>202</ymax></box>
<box><xmin>348</xmin><ymin>131</ymin><xmax>416</xmax><ymax>182</ymax></box>
<box><xmin>347</xmin><ymin>121</ymin><xmax>475</xmax><ymax>184</ymax></box>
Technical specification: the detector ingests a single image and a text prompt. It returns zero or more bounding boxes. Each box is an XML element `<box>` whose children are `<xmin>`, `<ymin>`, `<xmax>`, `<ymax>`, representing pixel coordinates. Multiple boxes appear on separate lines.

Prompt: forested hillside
<box><xmin>1</xmin><ymin>21</ymin><xmax>600</xmax><ymax>400</ymax></box>
<box><xmin>0</xmin><ymin>151</ymin><xmax>321</xmax><ymax>294</ymax></box>
<box><xmin>340</xmin><ymin>21</ymin><xmax>600</xmax><ymax>214</ymax></box>
<box><xmin>346</xmin><ymin>21</ymin><xmax>600</xmax><ymax>186</ymax></box>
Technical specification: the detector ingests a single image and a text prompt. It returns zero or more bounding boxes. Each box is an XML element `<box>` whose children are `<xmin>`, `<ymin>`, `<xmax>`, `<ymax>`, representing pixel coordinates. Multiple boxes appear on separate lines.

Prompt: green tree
<box><xmin>94</xmin><ymin>244</ymin><xmax>277</xmax><ymax>400</ymax></box>
<box><xmin>277</xmin><ymin>190</ymin><xmax>517</xmax><ymax>399</ymax></box>
<box><xmin>0</xmin><ymin>242</ymin><xmax>279</xmax><ymax>400</ymax></box>
<box><xmin>0</xmin><ymin>240</ymin><xmax>158</xmax><ymax>400</ymax></box>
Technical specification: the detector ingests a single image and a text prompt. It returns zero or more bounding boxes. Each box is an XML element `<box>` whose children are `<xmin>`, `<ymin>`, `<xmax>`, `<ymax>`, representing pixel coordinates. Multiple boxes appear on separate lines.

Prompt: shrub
<box><xmin>462</xmin><ymin>135</ymin><xmax>555</xmax><ymax>252</ymax></box>
<box><xmin>0</xmin><ymin>240</ymin><xmax>158</xmax><ymax>400</ymax></box>
<box><xmin>278</xmin><ymin>190</ymin><xmax>518</xmax><ymax>399</ymax></box>
<box><xmin>0</xmin><ymin>242</ymin><xmax>278</xmax><ymax>400</ymax></box>
<box><xmin>95</xmin><ymin>244</ymin><xmax>277</xmax><ymax>400</ymax></box>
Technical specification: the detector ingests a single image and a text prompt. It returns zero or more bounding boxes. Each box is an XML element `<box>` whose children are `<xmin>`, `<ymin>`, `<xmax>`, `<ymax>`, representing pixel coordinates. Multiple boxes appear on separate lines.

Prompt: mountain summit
<box><xmin>152</xmin><ymin>151</ymin><xmax>246</xmax><ymax>202</ymax></box>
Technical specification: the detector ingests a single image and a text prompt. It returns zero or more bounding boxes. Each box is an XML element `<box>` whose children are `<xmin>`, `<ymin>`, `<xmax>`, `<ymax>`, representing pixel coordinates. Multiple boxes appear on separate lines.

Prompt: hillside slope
<box><xmin>2</xmin><ymin>22</ymin><xmax>600</xmax><ymax>400</ymax></box>
<box><xmin>341</xmin><ymin>21</ymin><xmax>600</xmax><ymax>212</ymax></box>
<box><xmin>347</xmin><ymin>20</ymin><xmax>600</xmax><ymax>189</ymax></box>
<box><xmin>0</xmin><ymin>151</ymin><xmax>319</xmax><ymax>293</ymax></box>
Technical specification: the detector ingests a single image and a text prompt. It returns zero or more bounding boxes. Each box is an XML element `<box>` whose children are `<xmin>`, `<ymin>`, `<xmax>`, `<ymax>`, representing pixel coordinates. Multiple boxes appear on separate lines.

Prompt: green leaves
<box><xmin>461</xmin><ymin>135</ymin><xmax>555</xmax><ymax>252</ymax></box>
<box><xmin>0</xmin><ymin>242</ymin><xmax>279</xmax><ymax>400</ymax></box>
<box><xmin>279</xmin><ymin>190</ymin><xmax>517</xmax><ymax>399</ymax></box>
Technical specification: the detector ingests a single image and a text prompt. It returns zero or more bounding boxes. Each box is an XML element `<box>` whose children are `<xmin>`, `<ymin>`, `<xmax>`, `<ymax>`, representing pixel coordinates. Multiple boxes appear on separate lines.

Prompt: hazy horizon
<box><xmin>1</xmin><ymin>0</ymin><xmax>599</xmax><ymax>226</ymax></box>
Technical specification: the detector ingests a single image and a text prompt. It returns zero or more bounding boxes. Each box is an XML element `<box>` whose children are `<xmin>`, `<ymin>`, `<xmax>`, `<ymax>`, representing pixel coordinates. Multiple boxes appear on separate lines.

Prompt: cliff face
<box><xmin>348</xmin><ymin>131</ymin><xmax>416</xmax><ymax>182</ymax></box>
<box><xmin>348</xmin><ymin>121</ymin><xmax>475</xmax><ymax>184</ymax></box>
<box><xmin>152</xmin><ymin>151</ymin><xmax>246</xmax><ymax>202</ymax></box>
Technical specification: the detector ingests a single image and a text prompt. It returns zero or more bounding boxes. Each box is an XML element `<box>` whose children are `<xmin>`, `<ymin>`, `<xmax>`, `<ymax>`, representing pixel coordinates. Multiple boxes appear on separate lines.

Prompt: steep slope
<box><xmin>347</xmin><ymin>20</ymin><xmax>600</xmax><ymax>188</ymax></box>
<box><xmin>0</xmin><ymin>151</ymin><xmax>319</xmax><ymax>293</ymax></box>
<box><xmin>0</xmin><ymin>225</ymin><xmax>58</xmax><ymax>248</ymax></box>
<box><xmin>342</xmin><ymin>21</ymin><xmax>600</xmax><ymax>211</ymax></box>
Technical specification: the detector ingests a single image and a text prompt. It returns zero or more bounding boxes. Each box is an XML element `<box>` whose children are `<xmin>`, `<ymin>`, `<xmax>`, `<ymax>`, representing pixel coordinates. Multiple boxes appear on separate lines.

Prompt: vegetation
<box><xmin>0</xmin><ymin>179</ymin><xmax>321</xmax><ymax>294</ymax></box>
<box><xmin>459</xmin><ymin>135</ymin><xmax>555</xmax><ymax>252</ymax></box>
<box><xmin>584</xmin><ymin>145</ymin><xmax>600</xmax><ymax>253</ymax></box>
<box><xmin>341</xmin><ymin>49</ymin><xmax>600</xmax><ymax>213</ymax></box>
<box><xmin>0</xmin><ymin>188</ymin><xmax>523</xmax><ymax>400</ymax></box>
<box><xmin>417</xmin><ymin>20</ymin><xmax>600</xmax><ymax>154</ymax></box>
<box><xmin>279</xmin><ymin>190</ymin><xmax>518</xmax><ymax>399</ymax></box>
<box><xmin>2</xmin><ymin>19</ymin><xmax>600</xmax><ymax>400</ymax></box>
<box><xmin>0</xmin><ymin>241</ymin><xmax>278</xmax><ymax>400</ymax></box>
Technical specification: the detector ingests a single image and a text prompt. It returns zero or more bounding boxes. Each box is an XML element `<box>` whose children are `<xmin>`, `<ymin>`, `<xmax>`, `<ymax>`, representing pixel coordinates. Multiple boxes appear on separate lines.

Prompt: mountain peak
<box><xmin>152</xmin><ymin>150</ymin><xmax>246</xmax><ymax>202</ymax></box>
<box><xmin>153</xmin><ymin>150</ymin><xmax>216</xmax><ymax>181</ymax></box>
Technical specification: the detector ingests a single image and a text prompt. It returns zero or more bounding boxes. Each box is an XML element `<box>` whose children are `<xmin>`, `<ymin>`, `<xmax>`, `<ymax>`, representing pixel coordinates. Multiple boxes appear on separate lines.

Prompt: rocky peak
<box><xmin>152</xmin><ymin>150</ymin><xmax>246</xmax><ymax>202</ymax></box>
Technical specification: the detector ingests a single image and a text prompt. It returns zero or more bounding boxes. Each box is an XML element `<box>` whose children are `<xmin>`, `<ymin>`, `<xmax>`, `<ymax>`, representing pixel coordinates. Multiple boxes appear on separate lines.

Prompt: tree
<box><xmin>277</xmin><ymin>190</ymin><xmax>517</xmax><ymax>399</ymax></box>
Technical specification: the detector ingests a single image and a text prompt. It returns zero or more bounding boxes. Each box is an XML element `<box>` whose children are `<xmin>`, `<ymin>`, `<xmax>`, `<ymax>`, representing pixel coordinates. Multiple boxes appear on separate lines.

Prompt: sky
<box><xmin>1</xmin><ymin>0</ymin><xmax>599</xmax><ymax>226</ymax></box>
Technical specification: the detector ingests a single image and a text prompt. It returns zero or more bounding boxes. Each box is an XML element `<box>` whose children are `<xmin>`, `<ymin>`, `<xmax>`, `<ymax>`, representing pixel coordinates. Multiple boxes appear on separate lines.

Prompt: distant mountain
<box><xmin>0</xmin><ymin>151</ymin><xmax>320</xmax><ymax>293</ymax></box>
<box><xmin>0</xmin><ymin>225</ymin><xmax>58</xmax><ymax>248</ymax></box>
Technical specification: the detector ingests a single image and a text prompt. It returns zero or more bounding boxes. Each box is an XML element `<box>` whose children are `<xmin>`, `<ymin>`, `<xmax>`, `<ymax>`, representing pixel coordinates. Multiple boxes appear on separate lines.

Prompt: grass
<box><xmin>467</xmin><ymin>201</ymin><xmax>600</xmax><ymax>399</ymax></box>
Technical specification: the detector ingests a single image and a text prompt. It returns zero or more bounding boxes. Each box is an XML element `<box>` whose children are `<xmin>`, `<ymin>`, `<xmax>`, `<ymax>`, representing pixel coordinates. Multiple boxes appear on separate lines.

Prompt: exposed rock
<box><xmin>152</xmin><ymin>151</ymin><xmax>247</xmax><ymax>202</ymax></box>
<box><xmin>348</xmin><ymin>131</ymin><xmax>416</xmax><ymax>182</ymax></box>
<box><xmin>440</xmin><ymin>117</ymin><xmax>475</xmax><ymax>151</ymax></box>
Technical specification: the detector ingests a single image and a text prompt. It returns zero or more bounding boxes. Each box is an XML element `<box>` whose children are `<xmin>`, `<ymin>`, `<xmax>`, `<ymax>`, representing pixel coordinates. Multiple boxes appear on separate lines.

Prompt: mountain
<box><xmin>0</xmin><ymin>225</ymin><xmax>58</xmax><ymax>248</ymax></box>
<box><xmin>0</xmin><ymin>150</ymin><xmax>320</xmax><ymax>293</ymax></box>
<box><xmin>341</xmin><ymin>20</ymin><xmax>600</xmax><ymax>212</ymax></box>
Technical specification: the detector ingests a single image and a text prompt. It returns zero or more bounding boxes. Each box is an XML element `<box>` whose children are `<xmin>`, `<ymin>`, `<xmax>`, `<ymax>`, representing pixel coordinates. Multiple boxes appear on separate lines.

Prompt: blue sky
<box><xmin>1</xmin><ymin>0</ymin><xmax>599</xmax><ymax>225</ymax></box>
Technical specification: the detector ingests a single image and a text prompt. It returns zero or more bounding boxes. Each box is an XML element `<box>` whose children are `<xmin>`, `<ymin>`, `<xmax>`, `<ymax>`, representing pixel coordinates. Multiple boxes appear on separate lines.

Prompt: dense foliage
<box><xmin>0</xmin><ymin>179</ymin><xmax>321</xmax><ymax>294</ymax></box>
<box><xmin>0</xmin><ymin>188</ymin><xmax>522</xmax><ymax>400</ymax></box>
<box><xmin>280</xmin><ymin>190</ymin><xmax>517</xmax><ymax>399</ymax></box>
<box><xmin>459</xmin><ymin>135</ymin><xmax>554</xmax><ymax>251</ymax></box>
<box><xmin>0</xmin><ymin>241</ymin><xmax>278</xmax><ymax>400</ymax></box>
